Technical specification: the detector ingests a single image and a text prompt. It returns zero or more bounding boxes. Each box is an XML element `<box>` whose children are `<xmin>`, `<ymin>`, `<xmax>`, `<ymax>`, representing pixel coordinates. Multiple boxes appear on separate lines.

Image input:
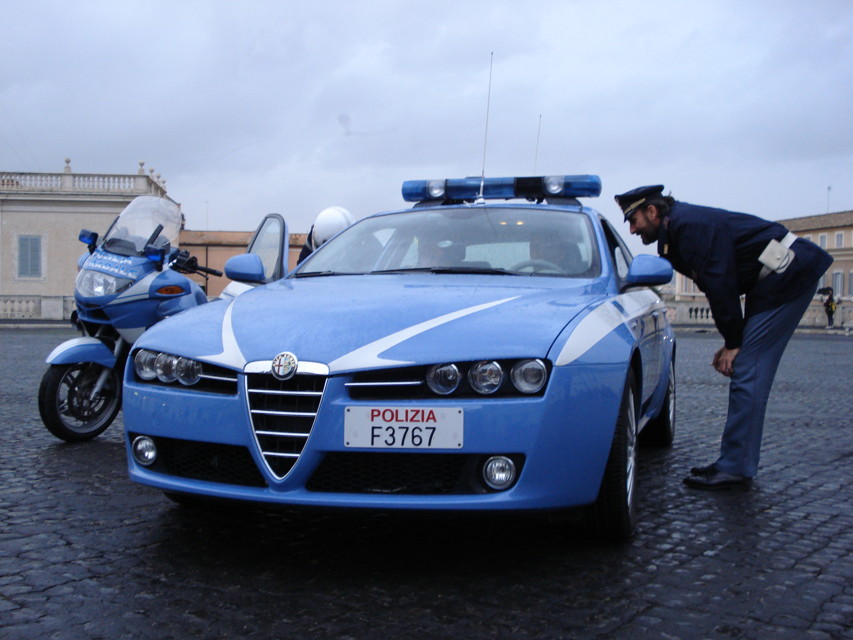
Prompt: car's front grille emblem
<box><xmin>246</xmin><ymin>371</ymin><xmax>325</xmax><ymax>479</ymax></box>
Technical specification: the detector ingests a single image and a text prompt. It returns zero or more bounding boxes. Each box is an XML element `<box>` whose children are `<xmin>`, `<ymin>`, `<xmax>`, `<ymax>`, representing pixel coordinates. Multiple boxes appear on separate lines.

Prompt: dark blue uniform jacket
<box><xmin>658</xmin><ymin>202</ymin><xmax>833</xmax><ymax>349</ymax></box>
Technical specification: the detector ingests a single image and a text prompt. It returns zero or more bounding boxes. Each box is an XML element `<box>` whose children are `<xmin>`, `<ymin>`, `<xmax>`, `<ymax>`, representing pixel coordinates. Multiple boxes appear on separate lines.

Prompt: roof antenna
<box><xmin>478</xmin><ymin>52</ymin><xmax>494</xmax><ymax>202</ymax></box>
<box><xmin>533</xmin><ymin>114</ymin><xmax>542</xmax><ymax>174</ymax></box>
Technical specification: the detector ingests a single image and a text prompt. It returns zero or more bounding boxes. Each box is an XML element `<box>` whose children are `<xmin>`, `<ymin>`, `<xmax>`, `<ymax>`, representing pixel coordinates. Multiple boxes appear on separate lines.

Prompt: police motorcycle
<box><xmin>38</xmin><ymin>196</ymin><xmax>222</xmax><ymax>442</ymax></box>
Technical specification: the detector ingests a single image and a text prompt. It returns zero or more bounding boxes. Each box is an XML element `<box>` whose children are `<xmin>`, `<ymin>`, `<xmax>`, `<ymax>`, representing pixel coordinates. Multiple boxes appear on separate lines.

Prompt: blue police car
<box><xmin>124</xmin><ymin>174</ymin><xmax>675</xmax><ymax>540</ymax></box>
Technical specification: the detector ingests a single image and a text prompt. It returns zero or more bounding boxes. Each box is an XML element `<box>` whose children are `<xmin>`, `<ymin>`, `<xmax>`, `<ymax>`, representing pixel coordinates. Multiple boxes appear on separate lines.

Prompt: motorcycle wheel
<box><xmin>38</xmin><ymin>363</ymin><xmax>121</xmax><ymax>442</ymax></box>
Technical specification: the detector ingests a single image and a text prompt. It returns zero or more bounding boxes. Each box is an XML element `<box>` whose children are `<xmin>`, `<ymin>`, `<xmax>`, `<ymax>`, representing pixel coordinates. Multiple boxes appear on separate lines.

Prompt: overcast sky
<box><xmin>2</xmin><ymin>0</ymin><xmax>851</xmax><ymax>253</ymax></box>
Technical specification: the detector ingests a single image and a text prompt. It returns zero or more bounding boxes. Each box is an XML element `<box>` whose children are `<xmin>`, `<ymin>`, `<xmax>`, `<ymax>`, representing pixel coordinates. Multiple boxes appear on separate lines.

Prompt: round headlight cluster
<box><xmin>468</xmin><ymin>360</ymin><xmax>504</xmax><ymax>394</ymax></box>
<box><xmin>134</xmin><ymin>349</ymin><xmax>202</xmax><ymax>385</ymax></box>
<box><xmin>426</xmin><ymin>363</ymin><xmax>460</xmax><ymax>395</ymax></box>
<box><xmin>425</xmin><ymin>359</ymin><xmax>547</xmax><ymax>396</ymax></box>
<box><xmin>511</xmin><ymin>359</ymin><xmax>548</xmax><ymax>394</ymax></box>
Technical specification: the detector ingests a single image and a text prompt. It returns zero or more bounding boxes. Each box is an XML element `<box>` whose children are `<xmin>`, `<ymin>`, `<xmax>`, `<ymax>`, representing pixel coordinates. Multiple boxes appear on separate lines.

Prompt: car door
<box><xmin>220</xmin><ymin>213</ymin><xmax>289</xmax><ymax>299</ymax></box>
<box><xmin>599</xmin><ymin>217</ymin><xmax>663</xmax><ymax>406</ymax></box>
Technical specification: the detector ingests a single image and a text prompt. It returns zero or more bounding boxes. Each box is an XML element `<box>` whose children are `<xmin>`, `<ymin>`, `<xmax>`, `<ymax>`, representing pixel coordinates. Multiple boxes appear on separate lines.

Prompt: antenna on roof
<box><xmin>478</xmin><ymin>52</ymin><xmax>494</xmax><ymax>201</ymax></box>
<box><xmin>534</xmin><ymin>114</ymin><xmax>542</xmax><ymax>174</ymax></box>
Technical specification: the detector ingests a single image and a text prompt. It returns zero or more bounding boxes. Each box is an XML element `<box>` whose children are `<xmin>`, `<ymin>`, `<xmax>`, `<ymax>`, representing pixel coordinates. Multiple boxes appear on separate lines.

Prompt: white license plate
<box><xmin>345</xmin><ymin>406</ymin><xmax>463</xmax><ymax>449</ymax></box>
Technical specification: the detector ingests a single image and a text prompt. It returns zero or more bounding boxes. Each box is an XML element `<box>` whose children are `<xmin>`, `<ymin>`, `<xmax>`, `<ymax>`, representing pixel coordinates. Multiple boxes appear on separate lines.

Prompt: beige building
<box><xmin>1</xmin><ymin>160</ymin><xmax>171</xmax><ymax>319</ymax></box>
<box><xmin>0</xmin><ymin>161</ymin><xmax>305</xmax><ymax>317</ymax></box>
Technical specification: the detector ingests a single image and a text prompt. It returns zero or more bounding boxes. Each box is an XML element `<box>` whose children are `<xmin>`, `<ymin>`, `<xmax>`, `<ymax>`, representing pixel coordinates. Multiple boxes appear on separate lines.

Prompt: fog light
<box><xmin>483</xmin><ymin>456</ymin><xmax>516</xmax><ymax>490</ymax></box>
<box><xmin>132</xmin><ymin>436</ymin><xmax>157</xmax><ymax>466</ymax></box>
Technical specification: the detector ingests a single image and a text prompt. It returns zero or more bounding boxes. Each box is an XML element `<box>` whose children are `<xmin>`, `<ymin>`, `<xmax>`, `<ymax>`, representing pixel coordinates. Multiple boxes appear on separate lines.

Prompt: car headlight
<box><xmin>426</xmin><ymin>363</ymin><xmax>461</xmax><ymax>395</ymax></box>
<box><xmin>135</xmin><ymin>349</ymin><xmax>203</xmax><ymax>386</ymax></box>
<box><xmin>75</xmin><ymin>269</ymin><xmax>133</xmax><ymax>297</ymax></box>
<box><xmin>175</xmin><ymin>357</ymin><xmax>202</xmax><ymax>385</ymax></box>
<box><xmin>468</xmin><ymin>361</ymin><xmax>504</xmax><ymax>395</ymax></box>
<box><xmin>510</xmin><ymin>359</ymin><xmax>548</xmax><ymax>394</ymax></box>
<box><xmin>133</xmin><ymin>350</ymin><xmax>159</xmax><ymax>380</ymax></box>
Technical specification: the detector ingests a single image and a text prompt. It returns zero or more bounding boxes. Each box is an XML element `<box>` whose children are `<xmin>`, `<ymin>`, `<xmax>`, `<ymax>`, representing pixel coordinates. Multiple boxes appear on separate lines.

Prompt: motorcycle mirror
<box><xmin>79</xmin><ymin>229</ymin><xmax>99</xmax><ymax>254</ymax></box>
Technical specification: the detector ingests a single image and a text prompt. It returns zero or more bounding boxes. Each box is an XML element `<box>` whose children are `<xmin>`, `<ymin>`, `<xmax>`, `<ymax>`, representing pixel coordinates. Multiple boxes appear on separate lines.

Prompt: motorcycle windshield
<box><xmin>102</xmin><ymin>196</ymin><xmax>182</xmax><ymax>256</ymax></box>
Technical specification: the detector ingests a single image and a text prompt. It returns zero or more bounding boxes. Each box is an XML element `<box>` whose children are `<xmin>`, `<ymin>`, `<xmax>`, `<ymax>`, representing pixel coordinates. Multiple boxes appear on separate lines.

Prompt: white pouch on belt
<box><xmin>757</xmin><ymin>232</ymin><xmax>796</xmax><ymax>278</ymax></box>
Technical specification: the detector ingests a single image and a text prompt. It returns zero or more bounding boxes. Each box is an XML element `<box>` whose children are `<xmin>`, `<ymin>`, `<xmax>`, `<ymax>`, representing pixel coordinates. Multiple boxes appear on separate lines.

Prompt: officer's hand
<box><xmin>712</xmin><ymin>346</ymin><xmax>739</xmax><ymax>377</ymax></box>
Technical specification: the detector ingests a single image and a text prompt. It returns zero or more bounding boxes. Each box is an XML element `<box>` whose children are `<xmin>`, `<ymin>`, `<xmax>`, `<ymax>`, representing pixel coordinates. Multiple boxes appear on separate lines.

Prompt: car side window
<box><xmin>600</xmin><ymin>217</ymin><xmax>633</xmax><ymax>280</ymax></box>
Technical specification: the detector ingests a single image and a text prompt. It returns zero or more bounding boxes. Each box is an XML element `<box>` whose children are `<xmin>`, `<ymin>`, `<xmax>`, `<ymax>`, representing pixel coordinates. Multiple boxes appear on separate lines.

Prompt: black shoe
<box><xmin>683</xmin><ymin>469</ymin><xmax>753</xmax><ymax>491</ymax></box>
<box><xmin>690</xmin><ymin>462</ymin><xmax>718</xmax><ymax>476</ymax></box>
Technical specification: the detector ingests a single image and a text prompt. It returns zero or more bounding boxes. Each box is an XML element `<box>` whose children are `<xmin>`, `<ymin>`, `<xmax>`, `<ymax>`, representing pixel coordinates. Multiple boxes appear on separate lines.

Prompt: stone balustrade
<box><xmin>0</xmin><ymin>159</ymin><xmax>167</xmax><ymax>196</ymax></box>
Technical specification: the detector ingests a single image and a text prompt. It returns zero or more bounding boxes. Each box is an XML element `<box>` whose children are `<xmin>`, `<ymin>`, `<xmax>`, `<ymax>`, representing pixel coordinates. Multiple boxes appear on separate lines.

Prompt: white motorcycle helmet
<box><xmin>312</xmin><ymin>206</ymin><xmax>355</xmax><ymax>246</ymax></box>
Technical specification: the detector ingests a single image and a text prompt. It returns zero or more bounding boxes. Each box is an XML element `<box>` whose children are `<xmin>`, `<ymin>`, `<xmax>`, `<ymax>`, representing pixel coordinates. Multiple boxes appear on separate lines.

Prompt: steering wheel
<box><xmin>510</xmin><ymin>259</ymin><xmax>563</xmax><ymax>273</ymax></box>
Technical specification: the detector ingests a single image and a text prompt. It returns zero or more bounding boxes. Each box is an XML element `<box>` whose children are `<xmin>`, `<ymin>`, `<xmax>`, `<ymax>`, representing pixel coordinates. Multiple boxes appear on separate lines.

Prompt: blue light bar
<box><xmin>401</xmin><ymin>175</ymin><xmax>602</xmax><ymax>202</ymax></box>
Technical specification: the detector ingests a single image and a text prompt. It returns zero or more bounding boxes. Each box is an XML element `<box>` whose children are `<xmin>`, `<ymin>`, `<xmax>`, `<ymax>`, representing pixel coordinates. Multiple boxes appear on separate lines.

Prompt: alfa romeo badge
<box><xmin>271</xmin><ymin>351</ymin><xmax>298</xmax><ymax>380</ymax></box>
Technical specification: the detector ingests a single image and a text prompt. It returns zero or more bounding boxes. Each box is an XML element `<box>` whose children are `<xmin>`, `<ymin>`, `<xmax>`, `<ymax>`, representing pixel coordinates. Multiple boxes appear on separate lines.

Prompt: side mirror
<box><xmin>225</xmin><ymin>253</ymin><xmax>267</xmax><ymax>283</ymax></box>
<box><xmin>79</xmin><ymin>229</ymin><xmax>98</xmax><ymax>254</ymax></box>
<box><xmin>622</xmin><ymin>254</ymin><xmax>673</xmax><ymax>291</ymax></box>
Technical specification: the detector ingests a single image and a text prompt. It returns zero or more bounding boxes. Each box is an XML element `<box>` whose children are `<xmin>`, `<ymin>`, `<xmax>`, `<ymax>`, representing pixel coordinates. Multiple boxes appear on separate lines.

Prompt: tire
<box><xmin>641</xmin><ymin>357</ymin><xmax>676</xmax><ymax>447</ymax></box>
<box><xmin>588</xmin><ymin>369</ymin><xmax>639</xmax><ymax>541</ymax></box>
<box><xmin>38</xmin><ymin>363</ymin><xmax>121</xmax><ymax>442</ymax></box>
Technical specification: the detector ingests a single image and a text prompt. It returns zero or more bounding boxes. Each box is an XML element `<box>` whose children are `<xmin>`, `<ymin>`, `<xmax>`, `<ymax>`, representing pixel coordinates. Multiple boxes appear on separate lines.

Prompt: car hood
<box><xmin>138</xmin><ymin>274</ymin><xmax>607</xmax><ymax>373</ymax></box>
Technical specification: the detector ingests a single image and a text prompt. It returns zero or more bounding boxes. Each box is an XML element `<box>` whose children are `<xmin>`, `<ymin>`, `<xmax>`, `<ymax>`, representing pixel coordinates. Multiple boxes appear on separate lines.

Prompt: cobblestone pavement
<box><xmin>1</xmin><ymin>328</ymin><xmax>851</xmax><ymax>640</ymax></box>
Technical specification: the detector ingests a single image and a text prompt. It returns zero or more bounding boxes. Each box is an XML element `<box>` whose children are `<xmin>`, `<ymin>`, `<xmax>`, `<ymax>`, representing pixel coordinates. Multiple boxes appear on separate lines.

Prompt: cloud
<box><xmin>1</xmin><ymin>0</ymin><xmax>850</xmax><ymax>242</ymax></box>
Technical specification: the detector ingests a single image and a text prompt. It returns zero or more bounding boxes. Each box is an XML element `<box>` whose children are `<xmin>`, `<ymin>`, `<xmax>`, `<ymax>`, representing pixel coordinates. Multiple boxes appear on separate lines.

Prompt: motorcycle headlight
<box><xmin>75</xmin><ymin>269</ymin><xmax>133</xmax><ymax>297</ymax></box>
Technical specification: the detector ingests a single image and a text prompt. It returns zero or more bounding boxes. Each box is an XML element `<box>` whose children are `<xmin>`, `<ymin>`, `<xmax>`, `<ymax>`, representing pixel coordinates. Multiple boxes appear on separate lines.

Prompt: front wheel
<box><xmin>38</xmin><ymin>363</ymin><xmax>121</xmax><ymax>442</ymax></box>
<box><xmin>588</xmin><ymin>369</ymin><xmax>638</xmax><ymax>541</ymax></box>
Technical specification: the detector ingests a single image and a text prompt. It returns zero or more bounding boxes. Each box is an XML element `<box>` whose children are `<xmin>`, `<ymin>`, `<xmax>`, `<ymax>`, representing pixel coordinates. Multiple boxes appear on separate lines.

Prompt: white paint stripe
<box><xmin>555</xmin><ymin>291</ymin><xmax>664</xmax><ymax>366</ymax></box>
<box><xmin>328</xmin><ymin>296</ymin><xmax>520</xmax><ymax>373</ymax></box>
<box><xmin>199</xmin><ymin>299</ymin><xmax>248</xmax><ymax>368</ymax></box>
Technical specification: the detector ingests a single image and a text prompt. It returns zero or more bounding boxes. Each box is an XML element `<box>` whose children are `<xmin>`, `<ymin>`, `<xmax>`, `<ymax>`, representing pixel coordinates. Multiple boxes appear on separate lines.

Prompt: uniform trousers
<box><xmin>715</xmin><ymin>283</ymin><xmax>818</xmax><ymax>478</ymax></box>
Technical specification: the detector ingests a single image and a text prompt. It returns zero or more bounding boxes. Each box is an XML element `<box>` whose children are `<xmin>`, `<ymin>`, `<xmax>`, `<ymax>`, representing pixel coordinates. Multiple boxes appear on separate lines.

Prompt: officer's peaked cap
<box><xmin>615</xmin><ymin>185</ymin><xmax>664</xmax><ymax>220</ymax></box>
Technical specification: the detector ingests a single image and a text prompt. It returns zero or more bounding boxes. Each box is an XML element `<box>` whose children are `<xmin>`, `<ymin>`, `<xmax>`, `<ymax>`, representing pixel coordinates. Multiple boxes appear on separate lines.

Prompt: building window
<box><xmin>836</xmin><ymin>232</ymin><xmax>844</xmax><ymax>249</ymax></box>
<box><xmin>18</xmin><ymin>235</ymin><xmax>43</xmax><ymax>278</ymax></box>
<box><xmin>849</xmin><ymin>271</ymin><xmax>853</xmax><ymax>297</ymax></box>
<box><xmin>819</xmin><ymin>234</ymin><xmax>827</xmax><ymax>249</ymax></box>
<box><xmin>832</xmin><ymin>271</ymin><xmax>843</xmax><ymax>296</ymax></box>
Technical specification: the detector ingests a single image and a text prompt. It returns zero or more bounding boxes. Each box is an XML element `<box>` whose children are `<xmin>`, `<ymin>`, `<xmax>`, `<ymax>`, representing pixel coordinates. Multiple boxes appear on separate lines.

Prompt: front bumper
<box><xmin>123</xmin><ymin>363</ymin><xmax>625</xmax><ymax>511</ymax></box>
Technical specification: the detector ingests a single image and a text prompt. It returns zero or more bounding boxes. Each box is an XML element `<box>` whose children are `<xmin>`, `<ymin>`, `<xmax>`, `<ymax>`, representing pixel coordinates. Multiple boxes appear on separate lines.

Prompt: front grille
<box><xmin>247</xmin><ymin>372</ymin><xmax>325</xmax><ymax>479</ymax></box>
<box><xmin>131</xmin><ymin>434</ymin><xmax>267</xmax><ymax>487</ymax></box>
<box><xmin>346</xmin><ymin>366</ymin><xmax>429</xmax><ymax>400</ymax></box>
<box><xmin>307</xmin><ymin>452</ymin><xmax>475</xmax><ymax>494</ymax></box>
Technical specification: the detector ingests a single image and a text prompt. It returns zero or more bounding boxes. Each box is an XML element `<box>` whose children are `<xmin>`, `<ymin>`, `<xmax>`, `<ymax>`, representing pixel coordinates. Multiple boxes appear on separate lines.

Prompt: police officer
<box><xmin>616</xmin><ymin>185</ymin><xmax>832</xmax><ymax>490</ymax></box>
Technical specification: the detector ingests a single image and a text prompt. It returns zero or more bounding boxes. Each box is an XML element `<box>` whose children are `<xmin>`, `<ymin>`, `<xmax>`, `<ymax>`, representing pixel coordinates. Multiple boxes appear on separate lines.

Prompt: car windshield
<box><xmin>296</xmin><ymin>206</ymin><xmax>600</xmax><ymax>278</ymax></box>
<box><xmin>101</xmin><ymin>196</ymin><xmax>183</xmax><ymax>257</ymax></box>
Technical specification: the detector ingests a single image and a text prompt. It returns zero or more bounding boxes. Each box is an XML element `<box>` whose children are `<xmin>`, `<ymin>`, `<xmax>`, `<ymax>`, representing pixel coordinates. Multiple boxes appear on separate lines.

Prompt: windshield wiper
<box><xmin>293</xmin><ymin>271</ymin><xmax>345</xmax><ymax>278</ymax></box>
<box><xmin>371</xmin><ymin>266</ymin><xmax>513</xmax><ymax>275</ymax></box>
